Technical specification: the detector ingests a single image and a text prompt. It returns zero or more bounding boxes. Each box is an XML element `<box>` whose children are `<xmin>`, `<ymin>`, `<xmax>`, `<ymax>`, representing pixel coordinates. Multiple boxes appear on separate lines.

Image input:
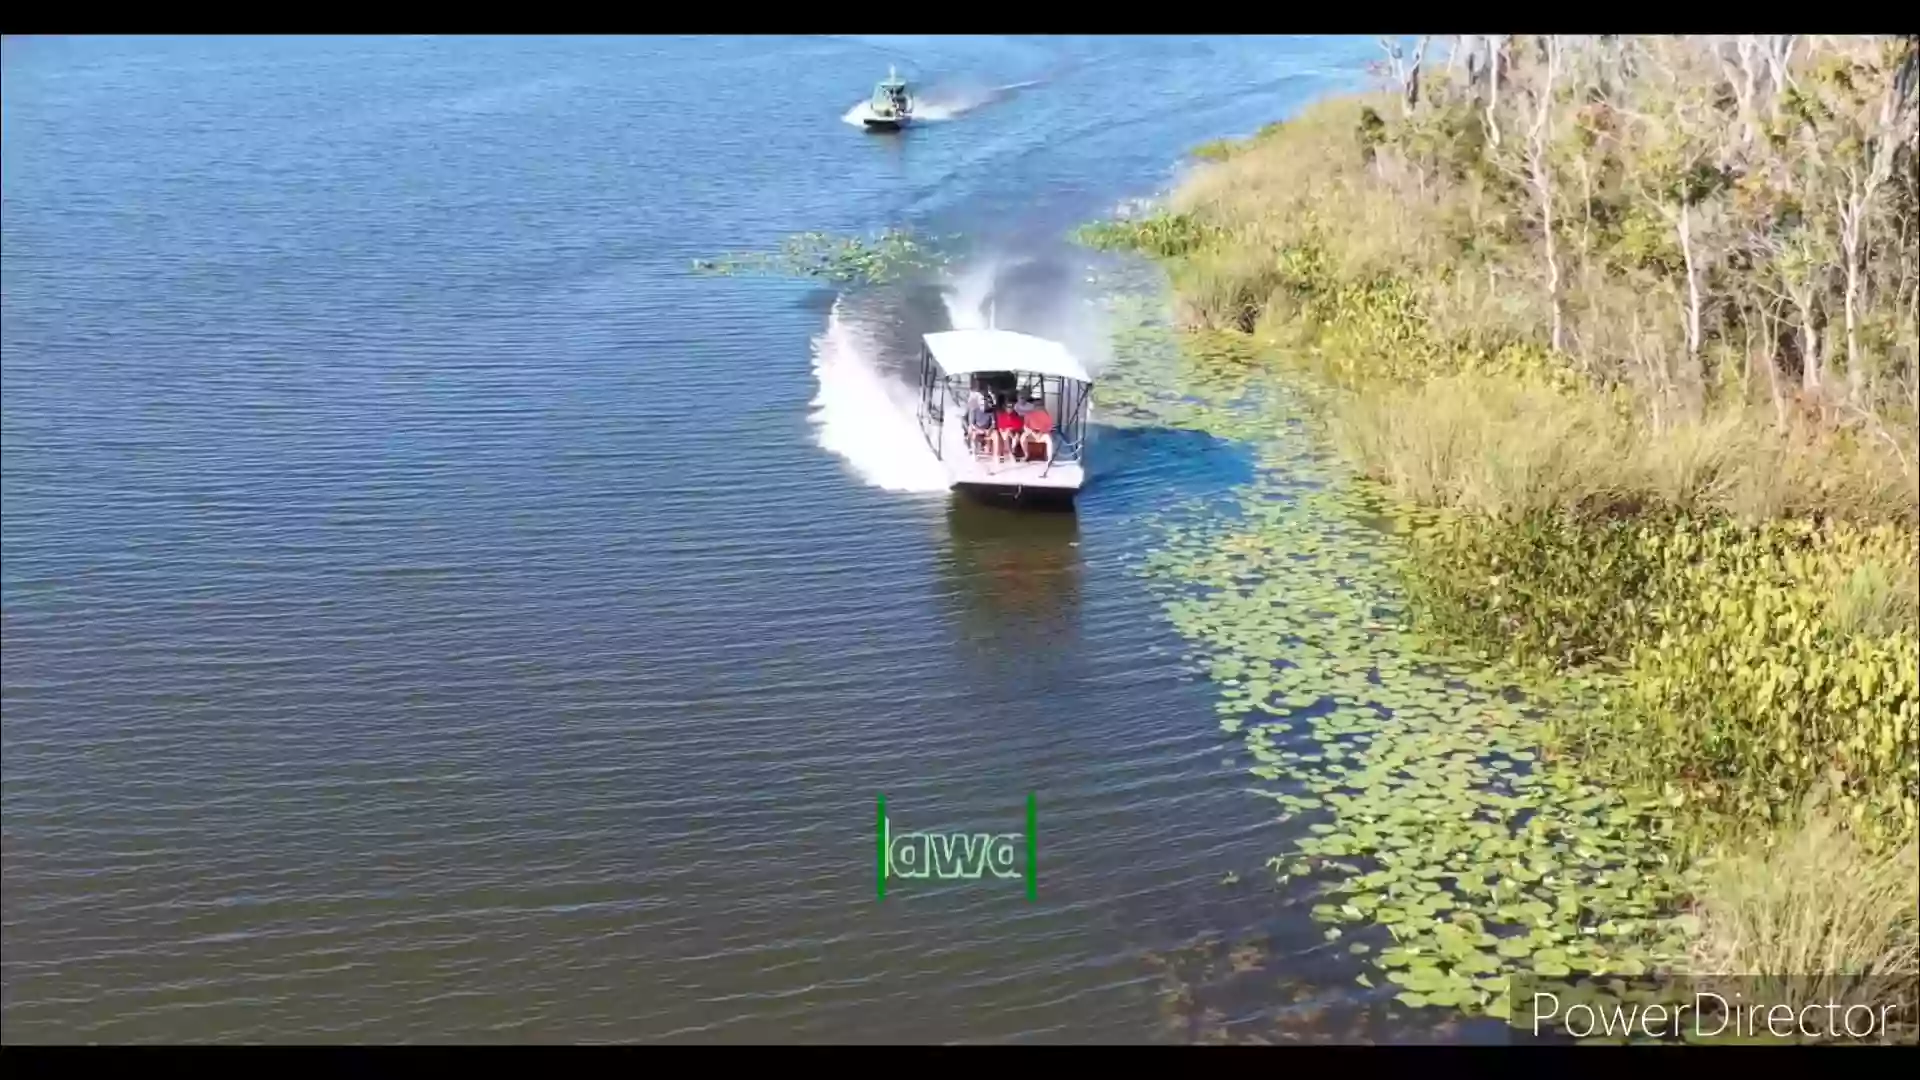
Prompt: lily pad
<box><xmin>1104</xmin><ymin>280</ymin><xmax>1700</xmax><ymax>1023</ymax></box>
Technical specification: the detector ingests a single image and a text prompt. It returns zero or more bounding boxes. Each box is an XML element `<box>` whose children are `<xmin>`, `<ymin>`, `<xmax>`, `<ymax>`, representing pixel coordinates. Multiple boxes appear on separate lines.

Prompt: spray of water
<box><xmin>940</xmin><ymin>257</ymin><xmax>999</xmax><ymax>331</ymax></box>
<box><xmin>807</xmin><ymin>295</ymin><xmax>950</xmax><ymax>493</ymax></box>
<box><xmin>808</xmin><ymin>243</ymin><xmax>1114</xmax><ymax>494</ymax></box>
<box><xmin>940</xmin><ymin>249</ymin><xmax>1112</xmax><ymax>378</ymax></box>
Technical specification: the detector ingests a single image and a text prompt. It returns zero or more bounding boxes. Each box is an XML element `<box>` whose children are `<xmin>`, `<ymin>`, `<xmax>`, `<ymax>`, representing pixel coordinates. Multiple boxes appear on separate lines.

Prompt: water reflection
<box><xmin>936</xmin><ymin>498</ymin><xmax>1083</xmax><ymax>667</ymax></box>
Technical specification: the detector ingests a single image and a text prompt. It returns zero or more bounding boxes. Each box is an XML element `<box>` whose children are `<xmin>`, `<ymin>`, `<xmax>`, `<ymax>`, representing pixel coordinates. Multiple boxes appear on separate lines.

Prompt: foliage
<box><xmin>1600</xmin><ymin>517</ymin><xmax>1918</xmax><ymax>845</ymax></box>
<box><xmin>1098</xmin><ymin>312</ymin><xmax>1700</xmax><ymax>1024</ymax></box>
<box><xmin>1073</xmin><ymin>212</ymin><xmax>1223</xmax><ymax>260</ymax></box>
<box><xmin>1405</xmin><ymin>509</ymin><xmax>1663</xmax><ymax>670</ymax></box>
<box><xmin>1190</xmin><ymin>138</ymin><xmax>1241</xmax><ymax>162</ymax></box>
<box><xmin>1407</xmin><ymin>509</ymin><xmax>1920</xmax><ymax>847</ymax></box>
<box><xmin>1332</xmin><ymin>374</ymin><xmax>1917</xmax><ymax>524</ymax></box>
<box><xmin>1133</xmin><ymin>36</ymin><xmax>1920</xmax><ymax>435</ymax></box>
<box><xmin>1075</xmin><ymin>33</ymin><xmax>1920</xmax><ymax>1030</ymax></box>
<box><xmin>1099</xmin><ymin>267</ymin><xmax>1915</xmax><ymax>1031</ymax></box>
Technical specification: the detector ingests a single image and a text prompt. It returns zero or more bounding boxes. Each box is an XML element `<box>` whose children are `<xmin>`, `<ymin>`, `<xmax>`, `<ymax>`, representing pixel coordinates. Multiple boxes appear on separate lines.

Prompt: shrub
<box><xmin>1072</xmin><ymin>212</ymin><xmax>1222</xmax><ymax>259</ymax></box>
<box><xmin>1603</xmin><ymin>517</ymin><xmax>1920</xmax><ymax>845</ymax></box>
<box><xmin>1409</xmin><ymin>509</ymin><xmax>1920</xmax><ymax>846</ymax></box>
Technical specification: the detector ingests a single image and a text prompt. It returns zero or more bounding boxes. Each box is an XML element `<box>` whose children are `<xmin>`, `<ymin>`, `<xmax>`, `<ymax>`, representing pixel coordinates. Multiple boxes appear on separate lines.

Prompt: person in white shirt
<box><xmin>965</xmin><ymin>385</ymin><xmax>997</xmax><ymax>456</ymax></box>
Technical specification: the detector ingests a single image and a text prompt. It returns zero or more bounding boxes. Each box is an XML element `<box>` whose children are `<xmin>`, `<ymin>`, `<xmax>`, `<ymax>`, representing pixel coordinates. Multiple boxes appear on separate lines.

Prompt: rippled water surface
<box><xmin>2</xmin><ymin>34</ymin><xmax>1379</xmax><ymax>1043</ymax></box>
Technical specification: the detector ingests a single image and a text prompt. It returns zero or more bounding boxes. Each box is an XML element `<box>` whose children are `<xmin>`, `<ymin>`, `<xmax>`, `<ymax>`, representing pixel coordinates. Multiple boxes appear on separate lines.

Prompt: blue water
<box><xmin>2</xmin><ymin>34</ymin><xmax>1379</xmax><ymax>1043</ymax></box>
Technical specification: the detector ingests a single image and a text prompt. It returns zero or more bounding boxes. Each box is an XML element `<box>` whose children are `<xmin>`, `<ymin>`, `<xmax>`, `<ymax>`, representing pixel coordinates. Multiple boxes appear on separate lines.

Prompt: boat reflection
<box><xmin>937</xmin><ymin>498</ymin><xmax>1083</xmax><ymax>664</ymax></box>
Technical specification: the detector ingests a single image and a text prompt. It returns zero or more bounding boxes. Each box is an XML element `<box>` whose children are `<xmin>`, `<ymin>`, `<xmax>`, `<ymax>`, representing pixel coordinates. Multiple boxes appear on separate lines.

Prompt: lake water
<box><xmin>1</xmin><ymin>34</ymin><xmax>1382</xmax><ymax>1043</ymax></box>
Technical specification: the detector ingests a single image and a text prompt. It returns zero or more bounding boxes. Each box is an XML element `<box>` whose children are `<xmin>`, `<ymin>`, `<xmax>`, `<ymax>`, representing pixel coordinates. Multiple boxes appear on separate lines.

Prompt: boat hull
<box><xmin>863</xmin><ymin>116</ymin><xmax>907</xmax><ymax>131</ymax></box>
<box><xmin>942</xmin><ymin>455</ymin><xmax>1084</xmax><ymax>506</ymax></box>
<box><xmin>954</xmin><ymin>481</ymin><xmax>1079</xmax><ymax>508</ymax></box>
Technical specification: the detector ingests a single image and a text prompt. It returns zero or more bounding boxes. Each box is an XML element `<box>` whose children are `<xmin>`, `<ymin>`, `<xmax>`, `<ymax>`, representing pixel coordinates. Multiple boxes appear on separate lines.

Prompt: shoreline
<box><xmin>1085</xmin><ymin>35</ymin><xmax>1918</xmax><ymax>1033</ymax></box>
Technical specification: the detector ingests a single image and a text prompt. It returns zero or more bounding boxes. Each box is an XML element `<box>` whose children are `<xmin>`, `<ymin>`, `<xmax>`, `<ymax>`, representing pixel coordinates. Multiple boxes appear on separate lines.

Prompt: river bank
<box><xmin>1085</xmin><ymin>36</ymin><xmax>1918</xmax><ymax>1035</ymax></box>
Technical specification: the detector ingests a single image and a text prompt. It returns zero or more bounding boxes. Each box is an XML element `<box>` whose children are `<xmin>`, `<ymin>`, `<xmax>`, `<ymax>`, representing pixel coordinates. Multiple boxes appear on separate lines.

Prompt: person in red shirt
<box><xmin>994</xmin><ymin>402</ymin><xmax>1025</xmax><ymax>463</ymax></box>
<box><xmin>1020</xmin><ymin>395</ymin><xmax>1055</xmax><ymax>466</ymax></box>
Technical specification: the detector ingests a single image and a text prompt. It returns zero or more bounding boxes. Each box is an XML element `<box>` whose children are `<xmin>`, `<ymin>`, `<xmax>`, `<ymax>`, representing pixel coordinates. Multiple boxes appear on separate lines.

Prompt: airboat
<box><xmin>915</xmin><ymin>327</ymin><xmax>1091</xmax><ymax>502</ymax></box>
<box><xmin>863</xmin><ymin>66</ymin><xmax>914</xmax><ymax>131</ymax></box>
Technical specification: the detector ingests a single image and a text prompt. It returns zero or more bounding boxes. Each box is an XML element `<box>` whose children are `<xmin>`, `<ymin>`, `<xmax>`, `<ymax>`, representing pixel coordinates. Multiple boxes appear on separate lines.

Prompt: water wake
<box><xmin>808</xmin><ymin>246</ymin><xmax>1115</xmax><ymax>494</ymax></box>
<box><xmin>808</xmin><ymin>296</ymin><xmax>950</xmax><ymax>493</ymax></box>
<box><xmin>840</xmin><ymin>78</ymin><xmax>1040</xmax><ymax>128</ymax></box>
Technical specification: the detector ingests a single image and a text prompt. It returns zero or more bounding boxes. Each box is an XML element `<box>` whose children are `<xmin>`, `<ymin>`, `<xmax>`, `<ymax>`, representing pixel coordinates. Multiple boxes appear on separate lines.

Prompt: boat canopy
<box><xmin>922</xmin><ymin>329</ymin><xmax>1093</xmax><ymax>384</ymax></box>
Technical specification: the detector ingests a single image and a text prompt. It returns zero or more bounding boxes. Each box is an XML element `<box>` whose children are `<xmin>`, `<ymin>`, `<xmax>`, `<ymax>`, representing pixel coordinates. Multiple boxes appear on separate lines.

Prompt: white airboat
<box><xmin>914</xmin><ymin>327</ymin><xmax>1091</xmax><ymax>502</ymax></box>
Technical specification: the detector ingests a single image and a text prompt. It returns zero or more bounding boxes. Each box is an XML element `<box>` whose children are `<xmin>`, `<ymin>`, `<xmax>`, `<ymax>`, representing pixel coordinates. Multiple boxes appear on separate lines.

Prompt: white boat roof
<box><xmin>922</xmin><ymin>329</ymin><xmax>1093</xmax><ymax>383</ymax></box>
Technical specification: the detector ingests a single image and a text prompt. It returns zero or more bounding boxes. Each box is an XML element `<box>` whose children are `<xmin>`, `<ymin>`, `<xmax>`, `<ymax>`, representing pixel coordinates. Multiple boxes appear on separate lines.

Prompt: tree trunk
<box><xmin>1530</xmin><ymin>36</ymin><xmax>1564</xmax><ymax>353</ymax></box>
<box><xmin>1792</xmin><ymin>288</ymin><xmax>1820</xmax><ymax>395</ymax></box>
<box><xmin>1762</xmin><ymin>35</ymin><xmax>1795</xmax><ymax>102</ymax></box>
<box><xmin>1720</xmin><ymin>36</ymin><xmax>1762</xmax><ymax>149</ymax></box>
<box><xmin>1404</xmin><ymin>36</ymin><xmax>1431</xmax><ymax>114</ymax></box>
<box><xmin>1486</xmin><ymin>35</ymin><xmax>1504</xmax><ymax>148</ymax></box>
<box><xmin>1839</xmin><ymin>188</ymin><xmax>1865</xmax><ymax>405</ymax></box>
<box><xmin>1633</xmin><ymin>309</ymin><xmax>1667</xmax><ymax>429</ymax></box>
<box><xmin>1676</xmin><ymin>200</ymin><xmax>1703</xmax><ymax>389</ymax></box>
<box><xmin>1759</xmin><ymin>299</ymin><xmax>1788</xmax><ymax>426</ymax></box>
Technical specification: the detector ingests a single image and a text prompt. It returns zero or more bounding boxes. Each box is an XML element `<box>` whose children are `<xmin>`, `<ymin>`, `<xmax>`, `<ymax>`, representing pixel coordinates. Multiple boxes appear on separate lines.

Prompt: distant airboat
<box><xmin>862</xmin><ymin>66</ymin><xmax>914</xmax><ymax>131</ymax></box>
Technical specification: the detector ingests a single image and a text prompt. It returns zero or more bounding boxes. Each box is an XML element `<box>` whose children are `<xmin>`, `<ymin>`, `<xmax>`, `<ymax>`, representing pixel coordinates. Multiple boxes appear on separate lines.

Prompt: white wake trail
<box><xmin>840</xmin><ymin>78</ymin><xmax>1038</xmax><ymax>127</ymax></box>
<box><xmin>807</xmin><ymin>296</ymin><xmax>950</xmax><ymax>493</ymax></box>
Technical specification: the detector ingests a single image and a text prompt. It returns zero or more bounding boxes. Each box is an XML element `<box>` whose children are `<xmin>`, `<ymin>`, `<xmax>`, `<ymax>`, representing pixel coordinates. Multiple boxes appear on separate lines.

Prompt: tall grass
<box><xmin>1829</xmin><ymin>557</ymin><xmax>1920</xmax><ymax>639</ymax></box>
<box><xmin>1688</xmin><ymin>813</ymin><xmax>1919</xmax><ymax>1043</ymax></box>
<box><xmin>1330</xmin><ymin>375</ymin><xmax>1920</xmax><ymax>524</ymax></box>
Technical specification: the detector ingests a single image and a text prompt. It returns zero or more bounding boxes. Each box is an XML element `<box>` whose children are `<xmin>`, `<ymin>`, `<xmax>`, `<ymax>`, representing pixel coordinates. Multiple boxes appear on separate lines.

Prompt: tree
<box><xmin>1379</xmin><ymin>35</ymin><xmax>1433</xmax><ymax>116</ymax></box>
<box><xmin>1525</xmin><ymin>35</ymin><xmax>1566</xmax><ymax>354</ymax></box>
<box><xmin>1810</xmin><ymin>38</ymin><xmax>1919</xmax><ymax>404</ymax></box>
<box><xmin>1614</xmin><ymin>37</ymin><xmax>1738</xmax><ymax>410</ymax></box>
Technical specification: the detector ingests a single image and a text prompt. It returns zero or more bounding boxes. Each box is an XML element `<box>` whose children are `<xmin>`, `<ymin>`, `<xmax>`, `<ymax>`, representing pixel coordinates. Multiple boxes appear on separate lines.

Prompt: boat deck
<box><xmin>935</xmin><ymin>411</ymin><xmax>1083</xmax><ymax>491</ymax></box>
<box><xmin>946</xmin><ymin>454</ymin><xmax>1084</xmax><ymax>490</ymax></box>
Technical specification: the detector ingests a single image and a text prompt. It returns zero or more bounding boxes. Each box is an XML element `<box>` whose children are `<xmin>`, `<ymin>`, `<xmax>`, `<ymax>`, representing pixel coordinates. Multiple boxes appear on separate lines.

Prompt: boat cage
<box><xmin>916</xmin><ymin>344</ymin><xmax>1090</xmax><ymax>464</ymax></box>
<box><xmin>873</xmin><ymin>68</ymin><xmax>909</xmax><ymax>112</ymax></box>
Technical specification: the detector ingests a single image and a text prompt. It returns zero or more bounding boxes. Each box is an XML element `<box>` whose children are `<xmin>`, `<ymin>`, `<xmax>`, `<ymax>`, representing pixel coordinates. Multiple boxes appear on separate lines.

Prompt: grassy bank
<box><xmin>1087</xmin><ymin>35</ymin><xmax>1918</xmax><ymax>1027</ymax></box>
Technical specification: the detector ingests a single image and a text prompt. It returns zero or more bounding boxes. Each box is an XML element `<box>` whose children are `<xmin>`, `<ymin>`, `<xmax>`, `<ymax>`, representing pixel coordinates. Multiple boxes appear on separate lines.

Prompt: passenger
<box><xmin>994</xmin><ymin>401</ymin><xmax>1025</xmax><ymax>462</ymax></box>
<box><xmin>1021</xmin><ymin>396</ymin><xmax>1055</xmax><ymax>467</ymax></box>
<box><xmin>966</xmin><ymin>387</ymin><xmax>997</xmax><ymax>456</ymax></box>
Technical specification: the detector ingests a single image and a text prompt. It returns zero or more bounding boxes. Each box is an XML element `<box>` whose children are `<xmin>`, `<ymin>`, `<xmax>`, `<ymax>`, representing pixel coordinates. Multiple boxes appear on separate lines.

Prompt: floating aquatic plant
<box><xmin>1098</xmin><ymin>282</ymin><xmax>1702</xmax><ymax>1023</ymax></box>
<box><xmin>692</xmin><ymin>228</ymin><xmax>960</xmax><ymax>286</ymax></box>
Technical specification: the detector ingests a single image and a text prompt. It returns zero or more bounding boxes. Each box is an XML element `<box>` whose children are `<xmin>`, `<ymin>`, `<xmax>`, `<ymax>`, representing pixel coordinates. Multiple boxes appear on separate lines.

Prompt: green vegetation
<box><xmin>1105</xmin><ymin>322</ymin><xmax>1701</xmax><ymax>1022</ymax></box>
<box><xmin>1411</xmin><ymin>513</ymin><xmax>1918</xmax><ymax>844</ymax></box>
<box><xmin>692</xmin><ymin>227</ymin><xmax>957</xmax><ymax>285</ymax></box>
<box><xmin>1090</xmin><ymin>34</ymin><xmax>1919</xmax><ymax>1028</ymax></box>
